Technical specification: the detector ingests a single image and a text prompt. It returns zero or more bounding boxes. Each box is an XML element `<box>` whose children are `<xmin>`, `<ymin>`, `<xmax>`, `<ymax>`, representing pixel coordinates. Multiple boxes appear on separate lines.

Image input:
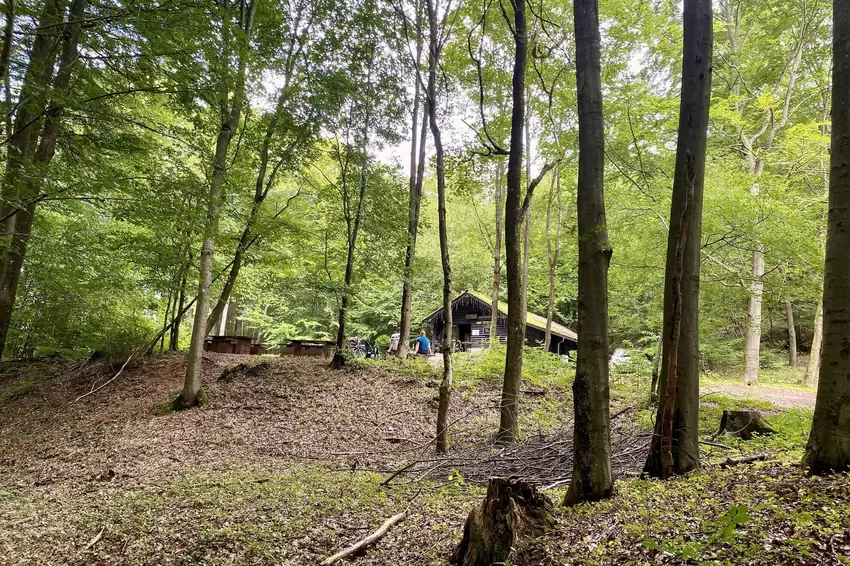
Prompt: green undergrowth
<box><xmin>3</xmin><ymin>465</ymin><xmax>479</xmax><ymax>565</ymax></box>
<box><xmin>536</xmin><ymin>461</ymin><xmax>850</xmax><ymax>565</ymax></box>
<box><xmin>452</xmin><ymin>345</ymin><xmax>575</xmax><ymax>390</ymax></box>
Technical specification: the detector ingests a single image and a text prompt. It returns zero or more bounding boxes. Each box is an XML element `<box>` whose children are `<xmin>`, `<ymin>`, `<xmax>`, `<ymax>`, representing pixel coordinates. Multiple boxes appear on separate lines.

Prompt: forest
<box><xmin>0</xmin><ymin>0</ymin><xmax>849</xmax><ymax>563</ymax></box>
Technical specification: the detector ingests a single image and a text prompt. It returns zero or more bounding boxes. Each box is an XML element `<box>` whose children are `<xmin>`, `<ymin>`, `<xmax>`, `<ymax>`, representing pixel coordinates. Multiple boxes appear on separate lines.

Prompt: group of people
<box><xmin>388</xmin><ymin>328</ymin><xmax>465</xmax><ymax>356</ymax></box>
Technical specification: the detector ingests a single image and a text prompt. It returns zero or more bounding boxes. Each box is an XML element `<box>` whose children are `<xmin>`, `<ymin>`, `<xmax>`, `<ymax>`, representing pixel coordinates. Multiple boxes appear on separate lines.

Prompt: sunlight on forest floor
<box><xmin>0</xmin><ymin>352</ymin><xmax>844</xmax><ymax>565</ymax></box>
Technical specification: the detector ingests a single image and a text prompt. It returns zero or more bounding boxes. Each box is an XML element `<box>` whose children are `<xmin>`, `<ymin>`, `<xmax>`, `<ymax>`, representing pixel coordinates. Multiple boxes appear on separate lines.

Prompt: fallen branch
<box><xmin>84</xmin><ymin>527</ymin><xmax>105</xmax><ymax>550</ymax></box>
<box><xmin>73</xmin><ymin>351</ymin><xmax>139</xmax><ymax>403</ymax></box>
<box><xmin>699</xmin><ymin>440</ymin><xmax>733</xmax><ymax>450</ymax></box>
<box><xmin>718</xmin><ymin>452</ymin><xmax>767</xmax><ymax>468</ymax></box>
<box><xmin>320</xmin><ymin>511</ymin><xmax>407</xmax><ymax>565</ymax></box>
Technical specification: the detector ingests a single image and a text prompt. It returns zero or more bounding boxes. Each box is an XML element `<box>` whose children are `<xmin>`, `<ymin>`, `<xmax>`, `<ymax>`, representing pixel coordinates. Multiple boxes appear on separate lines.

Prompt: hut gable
<box><xmin>420</xmin><ymin>290</ymin><xmax>577</xmax><ymax>353</ymax></box>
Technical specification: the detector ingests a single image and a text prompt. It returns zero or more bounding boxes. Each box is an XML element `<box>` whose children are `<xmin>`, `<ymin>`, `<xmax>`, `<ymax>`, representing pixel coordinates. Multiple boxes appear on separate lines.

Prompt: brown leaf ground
<box><xmin>0</xmin><ymin>353</ymin><xmax>846</xmax><ymax>565</ymax></box>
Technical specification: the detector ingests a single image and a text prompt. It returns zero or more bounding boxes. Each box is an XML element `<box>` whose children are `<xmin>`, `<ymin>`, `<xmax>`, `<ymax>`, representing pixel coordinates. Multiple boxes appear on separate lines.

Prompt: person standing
<box><xmin>413</xmin><ymin>330</ymin><xmax>431</xmax><ymax>356</ymax></box>
<box><xmin>390</xmin><ymin>327</ymin><xmax>401</xmax><ymax>355</ymax></box>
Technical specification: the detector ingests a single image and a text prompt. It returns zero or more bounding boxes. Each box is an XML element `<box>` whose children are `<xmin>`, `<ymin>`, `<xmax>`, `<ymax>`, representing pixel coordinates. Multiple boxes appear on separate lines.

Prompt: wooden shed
<box><xmin>420</xmin><ymin>290</ymin><xmax>577</xmax><ymax>355</ymax></box>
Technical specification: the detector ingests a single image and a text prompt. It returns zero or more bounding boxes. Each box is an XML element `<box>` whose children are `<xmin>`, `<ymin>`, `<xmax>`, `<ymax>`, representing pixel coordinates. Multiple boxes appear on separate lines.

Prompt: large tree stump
<box><xmin>714</xmin><ymin>410</ymin><xmax>776</xmax><ymax>440</ymax></box>
<box><xmin>451</xmin><ymin>477</ymin><xmax>554</xmax><ymax>566</ymax></box>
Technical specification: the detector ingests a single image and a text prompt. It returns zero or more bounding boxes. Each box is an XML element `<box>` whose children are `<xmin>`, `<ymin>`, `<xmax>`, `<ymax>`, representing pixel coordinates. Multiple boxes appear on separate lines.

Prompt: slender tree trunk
<box><xmin>786</xmin><ymin>300</ymin><xmax>797</xmax><ymax>367</ymax></box>
<box><xmin>427</xmin><ymin>0</ymin><xmax>452</xmax><ymax>453</ymax></box>
<box><xmin>521</xmin><ymin>99</ymin><xmax>532</xmax><ymax>322</ymax></box>
<box><xmin>0</xmin><ymin>0</ymin><xmax>13</xmax><ymax>138</ymax></box>
<box><xmin>564</xmin><ymin>0</ymin><xmax>612</xmax><ymax>505</ymax></box>
<box><xmin>743</xmin><ymin>238</ymin><xmax>764</xmax><ymax>384</ymax></box>
<box><xmin>544</xmin><ymin>167</ymin><xmax>562</xmax><ymax>352</ymax></box>
<box><xmin>0</xmin><ymin>0</ymin><xmax>86</xmax><ymax>359</ymax></box>
<box><xmin>397</xmin><ymin>3</ymin><xmax>428</xmax><ymax>359</ymax></box>
<box><xmin>170</xmin><ymin>261</ymin><xmax>189</xmax><ymax>351</ymax></box>
<box><xmin>805</xmin><ymin>300</ymin><xmax>823</xmax><ymax>386</ymax></box>
<box><xmin>803</xmin><ymin>0</ymin><xmax>850</xmax><ymax>473</ymax></box>
<box><xmin>330</xmin><ymin>78</ymin><xmax>373</xmax><ymax>369</ymax></box>
<box><xmin>180</xmin><ymin>1</ymin><xmax>256</xmax><ymax>408</ymax></box>
<box><xmin>160</xmin><ymin>286</ymin><xmax>174</xmax><ymax>352</ymax></box>
<box><xmin>643</xmin><ymin>0</ymin><xmax>711</xmax><ymax>478</ymax></box>
<box><xmin>490</xmin><ymin>159</ymin><xmax>505</xmax><ymax>344</ymax></box>
<box><xmin>496</xmin><ymin>0</ymin><xmax>529</xmax><ymax>444</ymax></box>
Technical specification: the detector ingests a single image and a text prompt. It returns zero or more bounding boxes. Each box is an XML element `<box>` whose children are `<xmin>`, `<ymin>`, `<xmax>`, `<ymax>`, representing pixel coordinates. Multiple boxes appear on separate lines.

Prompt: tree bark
<box><xmin>659</xmin><ymin>159</ymin><xmax>695</xmax><ymax>480</ymax></box>
<box><xmin>179</xmin><ymin>0</ymin><xmax>256</xmax><ymax>408</ymax></box>
<box><xmin>564</xmin><ymin>0</ymin><xmax>612</xmax><ymax>505</ymax></box>
<box><xmin>490</xmin><ymin>159</ymin><xmax>505</xmax><ymax>344</ymax></box>
<box><xmin>643</xmin><ymin>0</ymin><xmax>711</xmax><ymax>478</ymax></box>
<box><xmin>803</xmin><ymin>0</ymin><xmax>850</xmax><ymax>474</ymax></box>
<box><xmin>397</xmin><ymin>1</ymin><xmax>428</xmax><ymax>359</ymax></box>
<box><xmin>496</xmin><ymin>0</ymin><xmax>529</xmax><ymax>444</ymax></box>
<box><xmin>451</xmin><ymin>478</ymin><xmax>554</xmax><ymax>566</ymax></box>
<box><xmin>521</xmin><ymin>96</ymin><xmax>532</xmax><ymax>323</ymax></box>
<box><xmin>544</xmin><ymin>167</ymin><xmax>562</xmax><ymax>352</ymax></box>
<box><xmin>786</xmin><ymin>300</ymin><xmax>797</xmax><ymax>367</ymax></box>
<box><xmin>804</xmin><ymin>299</ymin><xmax>823</xmax><ymax>386</ymax></box>
<box><xmin>426</xmin><ymin>0</ymin><xmax>452</xmax><ymax>454</ymax></box>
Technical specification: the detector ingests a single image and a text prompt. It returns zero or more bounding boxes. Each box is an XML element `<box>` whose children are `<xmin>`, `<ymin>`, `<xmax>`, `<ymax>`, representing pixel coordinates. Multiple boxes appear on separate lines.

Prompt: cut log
<box><xmin>713</xmin><ymin>410</ymin><xmax>776</xmax><ymax>440</ymax></box>
<box><xmin>719</xmin><ymin>452</ymin><xmax>768</xmax><ymax>468</ymax></box>
<box><xmin>451</xmin><ymin>477</ymin><xmax>554</xmax><ymax>566</ymax></box>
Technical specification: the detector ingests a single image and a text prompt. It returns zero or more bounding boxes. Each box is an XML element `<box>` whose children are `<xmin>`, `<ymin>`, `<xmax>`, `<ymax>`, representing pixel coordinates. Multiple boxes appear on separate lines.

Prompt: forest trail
<box><xmin>702</xmin><ymin>383</ymin><xmax>816</xmax><ymax>409</ymax></box>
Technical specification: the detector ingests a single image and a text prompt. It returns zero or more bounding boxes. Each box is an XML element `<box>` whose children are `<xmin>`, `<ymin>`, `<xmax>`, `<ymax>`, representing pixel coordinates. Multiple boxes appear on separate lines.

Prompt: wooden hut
<box><xmin>420</xmin><ymin>290</ymin><xmax>577</xmax><ymax>355</ymax></box>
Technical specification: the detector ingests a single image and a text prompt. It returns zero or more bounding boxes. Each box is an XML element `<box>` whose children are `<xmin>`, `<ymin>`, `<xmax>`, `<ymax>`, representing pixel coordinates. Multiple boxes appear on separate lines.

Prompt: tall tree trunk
<box><xmin>805</xmin><ymin>300</ymin><xmax>823</xmax><ymax>386</ymax></box>
<box><xmin>659</xmin><ymin>163</ymin><xmax>695</xmax><ymax>480</ymax></box>
<box><xmin>397</xmin><ymin>2</ymin><xmax>428</xmax><ymax>359</ymax></box>
<box><xmin>738</xmin><ymin>3</ymin><xmax>806</xmax><ymax>385</ymax></box>
<box><xmin>179</xmin><ymin>0</ymin><xmax>256</xmax><ymax>408</ymax></box>
<box><xmin>803</xmin><ymin>0</ymin><xmax>850</xmax><ymax>474</ymax></box>
<box><xmin>0</xmin><ymin>0</ymin><xmax>86</xmax><ymax>360</ymax></box>
<box><xmin>330</xmin><ymin>81</ymin><xmax>373</xmax><ymax>370</ymax></box>
<box><xmin>643</xmin><ymin>0</ymin><xmax>711</xmax><ymax>478</ymax></box>
<box><xmin>0</xmin><ymin>0</ymin><xmax>13</xmax><ymax>138</ymax></box>
<box><xmin>786</xmin><ymin>300</ymin><xmax>797</xmax><ymax>367</ymax></box>
<box><xmin>544</xmin><ymin>167</ymin><xmax>562</xmax><ymax>352</ymax></box>
<box><xmin>496</xmin><ymin>0</ymin><xmax>529</xmax><ymax>444</ymax></box>
<box><xmin>521</xmin><ymin>98</ymin><xmax>532</xmax><ymax>322</ymax></box>
<box><xmin>564</xmin><ymin>0</ymin><xmax>612</xmax><ymax>505</ymax></box>
<box><xmin>427</xmin><ymin>0</ymin><xmax>452</xmax><ymax>454</ymax></box>
<box><xmin>490</xmin><ymin>159</ymin><xmax>505</xmax><ymax>344</ymax></box>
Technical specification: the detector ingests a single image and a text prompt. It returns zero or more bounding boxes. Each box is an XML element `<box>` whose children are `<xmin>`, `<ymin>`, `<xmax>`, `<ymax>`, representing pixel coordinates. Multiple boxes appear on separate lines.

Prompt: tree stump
<box><xmin>714</xmin><ymin>410</ymin><xmax>776</xmax><ymax>440</ymax></box>
<box><xmin>450</xmin><ymin>477</ymin><xmax>554</xmax><ymax>566</ymax></box>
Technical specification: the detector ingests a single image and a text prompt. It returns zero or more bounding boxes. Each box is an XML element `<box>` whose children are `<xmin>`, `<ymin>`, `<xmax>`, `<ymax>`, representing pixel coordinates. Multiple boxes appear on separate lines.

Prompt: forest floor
<box><xmin>0</xmin><ymin>352</ymin><xmax>847</xmax><ymax>565</ymax></box>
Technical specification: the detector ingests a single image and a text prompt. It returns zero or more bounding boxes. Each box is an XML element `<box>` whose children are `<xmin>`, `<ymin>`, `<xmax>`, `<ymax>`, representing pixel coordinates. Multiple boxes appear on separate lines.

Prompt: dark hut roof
<box><xmin>422</xmin><ymin>290</ymin><xmax>578</xmax><ymax>342</ymax></box>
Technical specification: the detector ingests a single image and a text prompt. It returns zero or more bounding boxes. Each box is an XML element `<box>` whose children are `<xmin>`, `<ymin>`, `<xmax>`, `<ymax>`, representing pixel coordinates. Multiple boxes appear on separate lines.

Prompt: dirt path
<box><xmin>701</xmin><ymin>383</ymin><xmax>816</xmax><ymax>409</ymax></box>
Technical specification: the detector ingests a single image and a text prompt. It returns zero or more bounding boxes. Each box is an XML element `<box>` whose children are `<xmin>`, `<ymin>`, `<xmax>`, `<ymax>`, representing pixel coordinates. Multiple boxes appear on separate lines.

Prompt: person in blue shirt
<box><xmin>413</xmin><ymin>330</ymin><xmax>431</xmax><ymax>356</ymax></box>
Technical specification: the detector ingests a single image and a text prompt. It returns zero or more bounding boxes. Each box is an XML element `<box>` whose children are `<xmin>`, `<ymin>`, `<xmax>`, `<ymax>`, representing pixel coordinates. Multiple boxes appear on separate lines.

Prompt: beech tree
<box><xmin>0</xmin><ymin>0</ymin><xmax>88</xmax><ymax>359</ymax></box>
<box><xmin>564</xmin><ymin>0</ymin><xmax>612</xmax><ymax>505</ymax></box>
<box><xmin>177</xmin><ymin>0</ymin><xmax>257</xmax><ymax>409</ymax></box>
<box><xmin>643</xmin><ymin>0</ymin><xmax>712</xmax><ymax>478</ymax></box>
<box><xmin>802</xmin><ymin>0</ymin><xmax>850</xmax><ymax>475</ymax></box>
<box><xmin>396</xmin><ymin>0</ymin><xmax>429</xmax><ymax>359</ymax></box>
